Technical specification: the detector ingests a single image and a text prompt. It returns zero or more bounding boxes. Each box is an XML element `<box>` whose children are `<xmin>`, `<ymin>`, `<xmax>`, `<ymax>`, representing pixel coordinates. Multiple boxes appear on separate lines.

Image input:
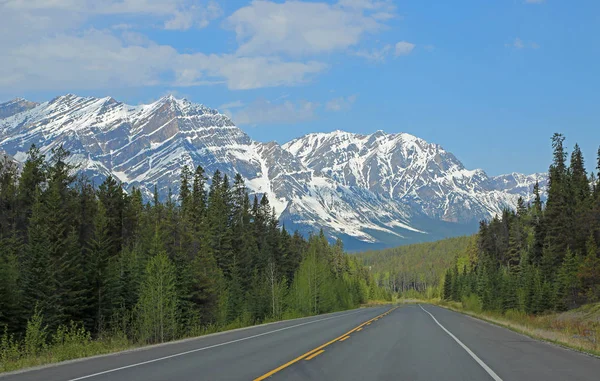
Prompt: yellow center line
<box><xmin>356</xmin><ymin>328</ymin><xmax>363</xmax><ymax>332</ymax></box>
<box><xmin>253</xmin><ymin>306</ymin><xmax>397</xmax><ymax>381</ymax></box>
<box><xmin>339</xmin><ymin>336</ymin><xmax>350</xmax><ymax>342</ymax></box>
<box><xmin>304</xmin><ymin>349</ymin><xmax>325</xmax><ymax>360</ymax></box>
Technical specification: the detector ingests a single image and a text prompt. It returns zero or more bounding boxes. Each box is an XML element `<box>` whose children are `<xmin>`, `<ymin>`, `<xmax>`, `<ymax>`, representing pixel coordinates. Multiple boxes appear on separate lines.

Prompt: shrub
<box><xmin>1</xmin><ymin>326</ymin><xmax>21</xmax><ymax>367</ymax></box>
<box><xmin>461</xmin><ymin>294</ymin><xmax>482</xmax><ymax>313</ymax></box>
<box><xmin>24</xmin><ymin>309</ymin><xmax>47</xmax><ymax>357</ymax></box>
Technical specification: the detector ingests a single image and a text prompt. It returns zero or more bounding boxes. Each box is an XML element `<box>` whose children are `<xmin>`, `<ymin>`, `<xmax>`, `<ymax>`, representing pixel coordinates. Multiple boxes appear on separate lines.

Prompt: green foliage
<box><xmin>461</xmin><ymin>294</ymin><xmax>482</xmax><ymax>313</ymax></box>
<box><xmin>437</xmin><ymin>134</ymin><xmax>600</xmax><ymax>317</ymax></box>
<box><xmin>24</xmin><ymin>308</ymin><xmax>47</xmax><ymax>357</ymax></box>
<box><xmin>136</xmin><ymin>249</ymin><xmax>178</xmax><ymax>344</ymax></box>
<box><xmin>0</xmin><ymin>150</ymin><xmax>387</xmax><ymax>371</ymax></box>
<box><xmin>356</xmin><ymin>235</ymin><xmax>472</xmax><ymax>298</ymax></box>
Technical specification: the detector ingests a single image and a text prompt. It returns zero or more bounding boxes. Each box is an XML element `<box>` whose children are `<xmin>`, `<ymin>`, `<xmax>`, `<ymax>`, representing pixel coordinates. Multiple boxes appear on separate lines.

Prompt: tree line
<box><xmin>443</xmin><ymin>134</ymin><xmax>600</xmax><ymax>314</ymax></box>
<box><xmin>356</xmin><ymin>236</ymin><xmax>472</xmax><ymax>298</ymax></box>
<box><xmin>0</xmin><ymin>145</ymin><xmax>390</xmax><ymax>346</ymax></box>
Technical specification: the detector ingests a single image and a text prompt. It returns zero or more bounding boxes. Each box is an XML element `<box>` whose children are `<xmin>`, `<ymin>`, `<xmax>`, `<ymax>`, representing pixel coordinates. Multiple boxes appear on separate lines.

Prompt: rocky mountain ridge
<box><xmin>0</xmin><ymin>94</ymin><xmax>548</xmax><ymax>249</ymax></box>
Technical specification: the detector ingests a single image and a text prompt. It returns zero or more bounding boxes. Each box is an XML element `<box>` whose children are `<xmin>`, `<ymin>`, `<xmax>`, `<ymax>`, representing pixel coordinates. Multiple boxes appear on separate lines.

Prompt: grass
<box><xmin>0</xmin><ymin>302</ymin><xmax>388</xmax><ymax>374</ymax></box>
<box><xmin>0</xmin><ymin>328</ymin><xmax>133</xmax><ymax>374</ymax></box>
<box><xmin>360</xmin><ymin>300</ymin><xmax>396</xmax><ymax>307</ymax></box>
<box><xmin>400</xmin><ymin>297</ymin><xmax>600</xmax><ymax>357</ymax></box>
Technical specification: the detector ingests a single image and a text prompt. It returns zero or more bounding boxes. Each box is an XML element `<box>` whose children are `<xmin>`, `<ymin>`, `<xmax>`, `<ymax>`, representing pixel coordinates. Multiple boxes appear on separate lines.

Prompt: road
<box><xmin>2</xmin><ymin>304</ymin><xmax>600</xmax><ymax>381</ymax></box>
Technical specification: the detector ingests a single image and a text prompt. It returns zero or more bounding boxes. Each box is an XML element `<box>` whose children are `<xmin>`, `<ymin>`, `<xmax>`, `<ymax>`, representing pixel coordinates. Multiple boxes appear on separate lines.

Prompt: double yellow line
<box><xmin>253</xmin><ymin>306</ymin><xmax>397</xmax><ymax>381</ymax></box>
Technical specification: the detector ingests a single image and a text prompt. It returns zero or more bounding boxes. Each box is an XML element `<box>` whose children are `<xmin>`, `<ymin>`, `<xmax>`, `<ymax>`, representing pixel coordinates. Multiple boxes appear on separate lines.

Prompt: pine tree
<box><xmin>207</xmin><ymin>171</ymin><xmax>233</xmax><ymax>277</ymax></box>
<box><xmin>98</xmin><ymin>176</ymin><xmax>125</xmax><ymax>259</ymax></box>
<box><xmin>557</xmin><ymin>249</ymin><xmax>581</xmax><ymax>310</ymax></box>
<box><xmin>542</xmin><ymin>134</ymin><xmax>571</xmax><ymax>278</ymax></box>
<box><xmin>569</xmin><ymin>144</ymin><xmax>591</xmax><ymax>255</ymax></box>
<box><xmin>0</xmin><ymin>155</ymin><xmax>19</xmax><ymax>236</ymax></box>
<box><xmin>23</xmin><ymin>197</ymin><xmax>58</xmax><ymax>328</ymax></box>
<box><xmin>443</xmin><ymin>268</ymin><xmax>453</xmax><ymax>300</ymax></box>
<box><xmin>136</xmin><ymin>248</ymin><xmax>178</xmax><ymax>344</ymax></box>
<box><xmin>16</xmin><ymin>145</ymin><xmax>46</xmax><ymax>236</ymax></box>
<box><xmin>87</xmin><ymin>201</ymin><xmax>113</xmax><ymax>332</ymax></box>
<box><xmin>531</xmin><ymin>181</ymin><xmax>545</xmax><ymax>265</ymax></box>
<box><xmin>578</xmin><ymin>235</ymin><xmax>600</xmax><ymax>302</ymax></box>
<box><xmin>0</xmin><ymin>233</ymin><xmax>23</xmax><ymax>333</ymax></box>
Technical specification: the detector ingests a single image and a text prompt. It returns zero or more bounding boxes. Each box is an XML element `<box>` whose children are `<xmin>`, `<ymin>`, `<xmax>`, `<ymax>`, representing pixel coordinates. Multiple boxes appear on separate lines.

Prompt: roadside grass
<box><xmin>1</xmin><ymin>302</ymin><xmax>388</xmax><ymax>374</ymax></box>
<box><xmin>360</xmin><ymin>300</ymin><xmax>396</xmax><ymax>307</ymax></box>
<box><xmin>400</xmin><ymin>297</ymin><xmax>600</xmax><ymax>357</ymax></box>
<box><xmin>0</xmin><ymin>325</ymin><xmax>133</xmax><ymax>374</ymax></box>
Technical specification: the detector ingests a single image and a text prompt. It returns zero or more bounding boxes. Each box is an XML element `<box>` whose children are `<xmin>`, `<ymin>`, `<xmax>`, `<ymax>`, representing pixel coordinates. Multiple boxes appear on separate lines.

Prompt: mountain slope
<box><xmin>283</xmin><ymin>130</ymin><xmax>547</xmax><ymax>224</ymax></box>
<box><xmin>0</xmin><ymin>94</ymin><xmax>547</xmax><ymax>249</ymax></box>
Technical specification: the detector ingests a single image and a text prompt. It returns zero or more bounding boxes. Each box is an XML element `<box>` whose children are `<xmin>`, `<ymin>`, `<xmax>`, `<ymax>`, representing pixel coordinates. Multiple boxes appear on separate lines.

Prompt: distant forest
<box><xmin>0</xmin><ymin>145</ymin><xmax>389</xmax><ymax>345</ymax></box>
<box><xmin>443</xmin><ymin>134</ymin><xmax>600</xmax><ymax>313</ymax></box>
<box><xmin>356</xmin><ymin>236</ymin><xmax>472</xmax><ymax>296</ymax></box>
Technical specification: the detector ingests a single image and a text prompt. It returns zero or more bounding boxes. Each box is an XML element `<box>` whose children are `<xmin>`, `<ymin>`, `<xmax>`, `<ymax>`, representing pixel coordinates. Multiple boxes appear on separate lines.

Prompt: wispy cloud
<box><xmin>525</xmin><ymin>0</ymin><xmax>545</xmax><ymax>4</ymax></box>
<box><xmin>0</xmin><ymin>29</ymin><xmax>327</xmax><ymax>91</ymax></box>
<box><xmin>354</xmin><ymin>45</ymin><xmax>392</xmax><ymax>62</ymax></box>
<box><xmin>506</xmin><ymin>37</ymin><xmax>539</xmax><ymax>50</ymax></box>
<box><xmin>355</xmin><ymin>40</ymin><xmax>416</xmax><ymax>62</ymax></box>
<box><xmin>326</xmin><ymin>95</ymin><xmax>358</xmax><ymax>111</ymax></box>
<box><xmin>229</xmin><ymin>99</ymin><xmax>319</xmax><ymax>126</ymax></box>
<box><xmin>395</xmin><ymin>41</ymin><xmax>416</xmax><ymax>56</ymax></box>
<box><xmin>4</xmin><ymin>0</ymin><xmax>224</xmax><ymax>31</ymax></box>
<box><xmin>219</xmin><ymin>100</ymin><xmax>245</xmax><ymax>110</ymax></box>
<box><xmin>225</xmin><ymin>0</ymin><xmax>396</xmax><ymax>57</ymax></box>
<box><xmin>0</xmin><ymin>0</ymin><xmax>406</xmax><ymax>93</ymax></box>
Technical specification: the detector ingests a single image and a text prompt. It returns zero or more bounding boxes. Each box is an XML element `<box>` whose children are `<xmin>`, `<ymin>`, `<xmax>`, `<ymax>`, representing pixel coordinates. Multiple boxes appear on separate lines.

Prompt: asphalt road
<box><xmin>2</xmin><ymin>304</ymin><xmax>600</xmax><ymax>381</ymax></box>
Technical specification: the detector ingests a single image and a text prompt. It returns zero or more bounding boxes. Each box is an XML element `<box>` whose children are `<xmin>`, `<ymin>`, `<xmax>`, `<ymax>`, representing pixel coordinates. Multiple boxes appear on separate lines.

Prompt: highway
<box><xmin>2</xmin><ymin>304</ymin><xmax>599</xmax><ymax>381</ymax></box>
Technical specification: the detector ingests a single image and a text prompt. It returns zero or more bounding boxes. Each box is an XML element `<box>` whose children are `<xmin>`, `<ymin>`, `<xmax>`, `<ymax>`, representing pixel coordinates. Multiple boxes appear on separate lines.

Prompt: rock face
<box><xmin>0</xmin><ymin>94</ymin><xmax>548</xmax><ymax>250</ymax></box>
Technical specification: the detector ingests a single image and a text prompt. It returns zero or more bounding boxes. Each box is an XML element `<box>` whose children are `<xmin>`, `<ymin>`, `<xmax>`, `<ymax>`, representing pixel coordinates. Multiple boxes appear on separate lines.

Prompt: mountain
<box><xmin>0</xmin><ymin>94</ymin><xmax>547</xmax><ymax>250</ymax></box>
<box><xmin>283</xmin><ymin>131</ymin><xmax>547</xmax><ymax>224</ymax></box>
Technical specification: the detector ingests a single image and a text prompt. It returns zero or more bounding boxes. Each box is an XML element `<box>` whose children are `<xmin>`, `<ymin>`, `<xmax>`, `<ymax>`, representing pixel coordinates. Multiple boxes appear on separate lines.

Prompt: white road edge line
<box><xmin>419</xmin><ymin>304</ymin><xmax>503</xmax><ymax>381</ymax></box>
<box><xmin>66</xmin><ymin>308</ymin><xmax>370</xmax><ymax>381</ymax></box>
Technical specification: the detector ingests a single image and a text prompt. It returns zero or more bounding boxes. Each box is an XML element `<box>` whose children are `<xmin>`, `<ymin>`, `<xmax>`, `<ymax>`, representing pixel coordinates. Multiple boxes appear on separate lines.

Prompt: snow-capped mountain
<box><xmin>0</xmin><ymin>95</ymin><xmax>547</xmax><ymax>250</ymax></box>
<box><xmin>283</xmin><ymin>131</ymin><xmax>548</xmax><ymax>224</ymax></box>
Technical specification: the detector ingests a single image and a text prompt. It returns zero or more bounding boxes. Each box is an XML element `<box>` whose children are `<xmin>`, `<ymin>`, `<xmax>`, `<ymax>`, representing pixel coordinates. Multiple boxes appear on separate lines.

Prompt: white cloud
<box><xmin>354</xmin><ymin>45</ymin><xmax>392</xmax><ymax>62</ymax></box>
<box><xmin>0</xmin><ymin>30</ymin><xmax>327</xmax><ymax>92</ymax></box>
<box><xmin>3</xmin><ymin>0</ymin><xmax>223</xmax><ymax>31</ymax></box>
<box><xmin>355</xmin><ymin>40</ymin><xmax>415</xmax><ymax>62</ymax></box>
<box><xmin>326</xmin><ymin>95</ymin><xmax>357</xmax><ymax>111</ymax></box>
<box><xmin>225</xmin><ymin>0</ymin><xmax>392</xmax><ymax>57</ymax></box>
<box><xmin>230</xmin><ymin>98</ymin><xmax>319</xmax><ymax>125</ymax></box>
<box><xmin>0</xmin><ymin>0</ymin><xmax>404</xmax><ymax>94</ymax></box>
<box><xmin>506</xmin><ymin>37</ymin><xmax>539</xmax><ymax>50</ymax></box>
<box><xmin>514</xmin><ymin>37</ymin><xmax>525</xmax><ymax>49</ymax></box>
<box><xmin>219</xmin><ymin>100</ymin><xmax>245</xmax><ymax>110</ymax></box>
<box><xmin>395</xmin><ymin>41</ymin><xmax>415</xmax><ymax>56</ymax></box>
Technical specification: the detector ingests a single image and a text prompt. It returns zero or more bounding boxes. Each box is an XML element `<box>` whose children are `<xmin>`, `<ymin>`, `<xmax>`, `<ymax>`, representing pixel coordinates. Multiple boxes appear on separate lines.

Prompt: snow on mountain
<box><xmin>0</xmin><ymin>98</ymin><xmax>38</xmax><ymax>120</ymax></box>
<box><xmin>0</xmin><ymin>94</ymin><xmax>548</xmax><ymax>249</ymax></box>
<box><xmin>283</xmin><ymin>130</ymin><xmax>548</xmax><ymax>224</ymax></box>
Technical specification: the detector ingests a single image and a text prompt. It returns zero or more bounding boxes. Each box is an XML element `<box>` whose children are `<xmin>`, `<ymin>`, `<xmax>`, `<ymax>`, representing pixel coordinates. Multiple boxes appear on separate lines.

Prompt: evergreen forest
<box><xmin>0</xmin><ymin>145</ymin><xmax>389</xmax><ymax>350</ymax></box>
<box><xmin>442</xmin><ymin>134</ymin><xmax>600</xmax><ymax>314</ymax></box>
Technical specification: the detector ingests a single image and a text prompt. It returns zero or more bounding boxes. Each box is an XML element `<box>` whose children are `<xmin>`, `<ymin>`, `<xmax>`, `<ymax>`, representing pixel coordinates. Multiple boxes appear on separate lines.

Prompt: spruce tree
<box><xmin>87</xmin><ymin>202</ymin><xmax>113</xmax><ymax>331</ymax></box>
<box><xmin>542</xmin><ymin>134</ymin><xmax>570</xmax><ymax>277</ymax></box>
<box><xmin>136</xmin><ymin>248</ymin><xmax>178</xmax><ymax>344</ymax></box>
<box><xmin>557</xmin><ymin>249</ymin><xmax>581</xmax><ymax>310</ymax></box>
<box><xmin>16</xmin><ymin>145</ymin><xmax>46</xmax><ymax>236</ymax></box>
<box><xmin>98</xmin><ymin>176</ymin><xmax>125</xmax><ymax>258</ymax></box>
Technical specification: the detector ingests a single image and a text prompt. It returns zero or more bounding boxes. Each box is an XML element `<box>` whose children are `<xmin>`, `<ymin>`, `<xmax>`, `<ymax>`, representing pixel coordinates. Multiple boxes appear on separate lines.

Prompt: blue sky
<box><xmin>1</xmin><ymin>0</ymin><xmax>599</xmax><ymax>176</ymax></box>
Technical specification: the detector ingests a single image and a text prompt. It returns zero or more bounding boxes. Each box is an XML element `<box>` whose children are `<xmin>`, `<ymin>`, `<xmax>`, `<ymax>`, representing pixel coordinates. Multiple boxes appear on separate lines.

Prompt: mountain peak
<box><xmin>0</xmin><ymin>93</ymin><xmax>549</xmax><ymax>248</ymax></box>
<box><xmin>0</xmin><ymin>97</ymin><xmax>39</xmax><ymax>119</ymax></box>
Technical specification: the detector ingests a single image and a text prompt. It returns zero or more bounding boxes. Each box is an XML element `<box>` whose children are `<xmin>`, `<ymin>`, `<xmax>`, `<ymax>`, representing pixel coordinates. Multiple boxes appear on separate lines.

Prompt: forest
<box><xmin>443</xmin><ymin>134</ymin><xmax>600</xmax><ymax>314</ymax></box>
<box><xmin>356</xmin><ymin>236</ymin><xmax>472</xmax><ymax>297</ymax></box>
<box><xmin>0</xmin><ymin>145</ymin><xmax>389</xmax><ymax>355</ymax></box>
